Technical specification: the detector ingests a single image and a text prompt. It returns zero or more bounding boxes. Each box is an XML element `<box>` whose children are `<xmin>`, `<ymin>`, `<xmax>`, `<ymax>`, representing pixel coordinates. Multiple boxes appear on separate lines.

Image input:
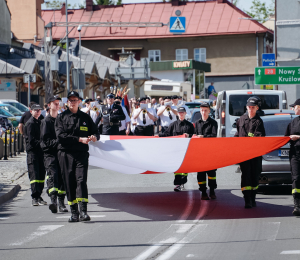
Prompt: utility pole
<box><xmin>66</xmin><ymin>0</ymin><xmax>70</xmax><ymax>92</ymax></box>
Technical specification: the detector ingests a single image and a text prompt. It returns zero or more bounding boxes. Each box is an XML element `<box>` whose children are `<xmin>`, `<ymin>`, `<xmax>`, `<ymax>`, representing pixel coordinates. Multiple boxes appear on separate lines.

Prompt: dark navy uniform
<box><xmin>95</xmin><ymin>103</ymin><xmax>125</xmax><ymax>135</ymax></box>
<box><xmin>160</xmin><ymin>116</ymin><xmax>194</xmax><ymax>189</ymax></box>
<box><xmin>285</xmin><ymin>98</ymin><xmax>300</xmax><ymax>216</ymax></box>
<box><xmin>40</xmin><ymin>113</ymin><xmax>67</xmax><ymax>213</ymax></box>
<box><xmin>234</xmin><ymin>103</ymin><xmax>265</xmax><ymax>208</ymax></box>
<box><xmin>24</xmin><ymin>110</ymin><xmax>46</xmax><ymax>203</ymax></box>
<box><xmin>55</xmin><ymin>107</ymin><xmax>99</xmax><ymax>219</ymax></box>
<box><xmin>194</xmin><ymin>116</ymin><xmax>218</xmax><ymax>198</ymax></box>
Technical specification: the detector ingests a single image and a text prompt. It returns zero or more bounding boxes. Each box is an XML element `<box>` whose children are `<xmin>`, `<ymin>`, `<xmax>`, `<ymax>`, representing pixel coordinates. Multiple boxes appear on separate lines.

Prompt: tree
<box><xmin>79</xmin><ymin>0</ymin><xmax>122</xmax><ymax>8</ymax></box>
<box><xmin>45</xmin><ymin>0</ymin><xmax>77</xmax><ymax>9</ymax></box>
<box><xmin>245</xmin><ymin>0</ymin><xmax>274</xmax><ymax>23</ymax></box>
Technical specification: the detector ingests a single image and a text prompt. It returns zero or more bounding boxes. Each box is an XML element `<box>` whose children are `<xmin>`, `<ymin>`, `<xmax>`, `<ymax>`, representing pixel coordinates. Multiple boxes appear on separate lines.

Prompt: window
<box><xmin>176</xmin><ymin>49</ymin><xmax>188</xmax><ymax>61</ymax></box>
<box><xmin>194</xmin><ymin>48</ymin><xmax>206</xmax><ymax>62</ymax></box>
<box><xmin>148</xmin><ymin>50</ymin><xmax>161</xmax><ymax>62</ymax></box>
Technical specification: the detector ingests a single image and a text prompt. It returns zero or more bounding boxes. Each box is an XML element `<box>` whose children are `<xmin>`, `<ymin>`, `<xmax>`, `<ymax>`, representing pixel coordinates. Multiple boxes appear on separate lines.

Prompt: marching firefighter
<box><xmin>285</xmin><ymin>99</ymin><xmax>300</xmax><ymax>216</ymax></box>
<box><xmin>234</xmin><ymin>97</ymin><xmax>265</xmax><ymax>208</ymax></box>
<box><xmin>194</xmin><ymin>102</ymin><xmax>218</xmax><ymax>200</ymax></box>
<box><xmin>24</xmin><ymin>104</ymin><xmax>47</xmax><ymax>206</ymax></box>
<box><xmin>95</xmin><ymin>93</ymin><xmax>125</xmax><ymax>135</ymax></box>
<box><xmin>55</xmin><ymin>91</ymin><xmax>100</xmax><ymax>222</ymax></box>
<box><xmin>159</xmin><ymin>107</ymin><xmax>194</xmax><ymax>191</ymax></box>
<box><xmin>40</xmin><ymin>95</ymin><xmax>68</xmax><ymax>214</ymax></box>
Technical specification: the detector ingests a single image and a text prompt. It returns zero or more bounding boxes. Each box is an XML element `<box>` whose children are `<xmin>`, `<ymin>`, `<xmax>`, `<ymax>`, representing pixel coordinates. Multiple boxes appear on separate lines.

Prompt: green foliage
<box><xmin>245</xmin><ymin>0</ymin><xmax>274</xmax><ymax>23</ymax></box>
<box><xmin>93</xmin><ymin>0</ymin><xmax>121</xmax><ymax>4</ymax></box>
<box><xmin>45</xmin><ymin>0</ymin><xmax>77</xmax><ymax>9</ymax></box>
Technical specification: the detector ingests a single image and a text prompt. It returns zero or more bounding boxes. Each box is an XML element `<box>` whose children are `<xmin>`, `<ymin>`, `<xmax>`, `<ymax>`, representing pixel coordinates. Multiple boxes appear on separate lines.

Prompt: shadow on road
<box><xmin>91</xmin><ymin>187</ymin><xmax>294</xmax><ymax>222</ymax></box>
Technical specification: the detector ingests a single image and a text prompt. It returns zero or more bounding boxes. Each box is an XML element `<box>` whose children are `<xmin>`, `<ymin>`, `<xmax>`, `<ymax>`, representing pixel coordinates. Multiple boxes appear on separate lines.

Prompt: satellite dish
<box><xmin>175</xmin><ymin>10</ymin><xmax>181</xmax><ymax>16</ymax></box>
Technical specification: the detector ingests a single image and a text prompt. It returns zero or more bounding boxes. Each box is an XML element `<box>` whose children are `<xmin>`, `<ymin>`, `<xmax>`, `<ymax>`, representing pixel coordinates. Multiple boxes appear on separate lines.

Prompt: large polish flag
<box><xmin>89</xmin><ymin>135</ymin><xmax>290</xmax><ymax>174</ymax></box>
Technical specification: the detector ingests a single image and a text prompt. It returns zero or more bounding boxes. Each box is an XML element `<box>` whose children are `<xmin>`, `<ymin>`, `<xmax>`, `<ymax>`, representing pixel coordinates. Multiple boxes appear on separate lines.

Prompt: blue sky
<box><xmin>42</xmin><ymin>0</ymin><xmax>274</xmax><ymax>12</ymax></box>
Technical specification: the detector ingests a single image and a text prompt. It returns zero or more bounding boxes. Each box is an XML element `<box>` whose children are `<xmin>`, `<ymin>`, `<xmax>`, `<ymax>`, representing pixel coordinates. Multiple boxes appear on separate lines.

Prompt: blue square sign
<box><xmin>262</xmin><ymin>53</ymin><xmax>275</xmax><ymax>66</ymax></box>
<box><xmin>170</xmin><ymin>16</ymin><xmax>186</xmax><ymax>34</ymax></box>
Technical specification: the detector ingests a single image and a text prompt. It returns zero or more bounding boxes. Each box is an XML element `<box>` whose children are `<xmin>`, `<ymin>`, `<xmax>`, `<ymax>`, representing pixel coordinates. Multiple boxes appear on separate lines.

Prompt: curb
<box><xmin>0</xmin><ymin>184</ymin><xmax>21</xmax><ymax>205</ymax></box>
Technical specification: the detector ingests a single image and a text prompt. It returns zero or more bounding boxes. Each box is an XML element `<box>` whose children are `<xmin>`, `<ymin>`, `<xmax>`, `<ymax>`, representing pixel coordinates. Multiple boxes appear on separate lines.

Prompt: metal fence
<box><xmin>0</xmin><ymin>127</ymin><xmax>24</xmax><ymax>160</ymax></box>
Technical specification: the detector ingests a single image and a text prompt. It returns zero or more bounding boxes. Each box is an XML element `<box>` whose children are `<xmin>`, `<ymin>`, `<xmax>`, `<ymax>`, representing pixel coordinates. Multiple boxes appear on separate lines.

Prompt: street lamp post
<box><xmin>6</xmin><ymin>48</ymin><xmax>15</xmax><ymax>78</ymax></box>
<box><xmin>66</xmin><ymin>0</ymin><xmax>70</xmax><ymax>92</ymax></box>
<box><xmin>77</xmin><ymin>25</ymin><xmax>82</xmax><ymax>69</ymax></box>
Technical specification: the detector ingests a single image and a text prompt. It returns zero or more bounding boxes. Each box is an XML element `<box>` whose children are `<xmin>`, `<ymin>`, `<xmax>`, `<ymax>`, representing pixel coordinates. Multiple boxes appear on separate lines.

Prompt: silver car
<box><xmin>260</xmin><ymin>114</ymin><xmax>296</xmax><ymax>185</ymax></box>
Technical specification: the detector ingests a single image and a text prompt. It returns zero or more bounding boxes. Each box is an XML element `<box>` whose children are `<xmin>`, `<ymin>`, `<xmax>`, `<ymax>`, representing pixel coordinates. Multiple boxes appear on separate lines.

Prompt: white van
<box><xmin>144</xmin><ymin>80</ymin><xmax>191</xmax><ymax>101</ymax></box>
<box><xmin>215</xmin><ymin>90</ymin><xmax>288</xmax><ymax>137</ymax></box>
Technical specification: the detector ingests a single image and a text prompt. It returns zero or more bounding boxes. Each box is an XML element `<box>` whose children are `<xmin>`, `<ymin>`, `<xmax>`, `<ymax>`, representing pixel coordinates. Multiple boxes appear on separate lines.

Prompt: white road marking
<box><xmin>56</xmin><ymin>215</ymin><xmax>105</xmax><ymax>219</ymax></box>
<box><xmin>0</xmin><ymin>217</ymin><xmax>9</xmax><ymax>220</ymax></box>
<box><xmin>156</xmin><ymin>224</ymin><xmax>207</xmax><ymax>260</ymax></box>
<box><xmin>176</xmin><ymin>224</ymin><xmax>194</xmax><ymax>233</ymax></box>
<box><xmin>10</xmin><ymin>225</ymin><xmax>64</xmax><ymax>246</ymax></box>
<box><xmin>132</xmin><ymin>238</ymin><xmax>177</xmax><ymax>260</ymax></box>
<box><xmin>281</xmin><ymin>250</ymin><xmax>300</xmax><ymax>255</ymax></box>
<box><xmin>186</xmin><ymin>254</ymin><xmax>194</xmax><ymax>258</ymax></box>
<box><xmin>177</xmin><ymin>190</ymin><xmax>194</xmax><ymax>223</ymax></box>
<box><xmin>266</xmin><ymin>222</ymin><xmax>280</xmax><ymax>241</ymax></box>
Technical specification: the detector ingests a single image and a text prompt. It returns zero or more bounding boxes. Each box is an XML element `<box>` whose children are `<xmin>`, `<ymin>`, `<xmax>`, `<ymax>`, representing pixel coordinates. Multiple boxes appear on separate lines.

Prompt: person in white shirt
<box><xmin>132</xmin><ymin>97</ymin><xmax>157</xmax><ymax>136</ymax></box>
<box><xmin>172</xmin><ymin>95</ymin><xmax>191</xmax><ymax>120</ymax></box>
<box><xmin>81</xmin><ymin>98</ymin><xmax>98</xmax><ymax>123</ymax></box>
<box><xmin>157</xmin><ymin>96</ymin><xmax>178</xmax><ymax>133</ymax></box>
<box><xmin>114</xmin><ymin>96</ymin><xmax>131</xmax><ymax>135</ymax></box>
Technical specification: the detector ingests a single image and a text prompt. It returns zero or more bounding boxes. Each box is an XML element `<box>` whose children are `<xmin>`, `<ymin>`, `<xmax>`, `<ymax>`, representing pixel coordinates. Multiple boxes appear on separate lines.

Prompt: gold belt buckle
<box><xmin>110</xmin><ymin>122</ymin><xmax>113</xmax><ymax>126</ymax></box>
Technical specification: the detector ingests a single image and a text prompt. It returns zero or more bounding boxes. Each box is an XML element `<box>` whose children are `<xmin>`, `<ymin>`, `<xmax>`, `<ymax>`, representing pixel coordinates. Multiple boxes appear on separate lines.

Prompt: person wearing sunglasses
<box><xmin>95</xmin><ymin>93</ymin><xmax>125</xmax><ymax>136</ymax></box>
<box><xmin>24</xmin><ymin>104</ymin><xmax>47</xmax><ymax>207</ymax></box>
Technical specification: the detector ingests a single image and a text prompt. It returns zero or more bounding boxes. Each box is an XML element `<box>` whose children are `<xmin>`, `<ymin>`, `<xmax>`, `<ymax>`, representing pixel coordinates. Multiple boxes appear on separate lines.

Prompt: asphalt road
<box><xmin>0</xmin><ymin>165</ymin><xmax>299</xmax><ymax>260</ymax></box>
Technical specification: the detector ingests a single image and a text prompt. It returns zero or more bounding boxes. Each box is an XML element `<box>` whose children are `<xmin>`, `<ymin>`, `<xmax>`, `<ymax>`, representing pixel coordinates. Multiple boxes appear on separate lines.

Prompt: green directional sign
<box><xmin>255</xmin><ymin>66</ymin><xmax>300</xmax><ymax>85</ymax></box>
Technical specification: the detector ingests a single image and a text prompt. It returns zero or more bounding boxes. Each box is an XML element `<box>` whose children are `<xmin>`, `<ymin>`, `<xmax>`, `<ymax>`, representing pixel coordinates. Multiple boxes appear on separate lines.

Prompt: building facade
<box><xmin>0</xmin><ymin>0</ymin><xmax>11</xmax><ymax>45</ymax></box>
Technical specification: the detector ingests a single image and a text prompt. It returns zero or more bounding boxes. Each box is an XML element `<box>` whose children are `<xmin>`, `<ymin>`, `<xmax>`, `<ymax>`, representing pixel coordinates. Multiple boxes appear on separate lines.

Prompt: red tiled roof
<box><xmin>41</xmin><ymin>1</ymin><xmax>271</xmax><ymax>41</ymax></box>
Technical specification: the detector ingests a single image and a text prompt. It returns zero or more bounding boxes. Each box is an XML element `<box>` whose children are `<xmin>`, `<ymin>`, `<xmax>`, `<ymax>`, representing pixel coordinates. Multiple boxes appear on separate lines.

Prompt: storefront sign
<box><xmin>0</xmin><ymin>79</ymin><xmax>16</xmax><ymax>92</ymax></box>
<box><xmin>173</xmin><ymin>61</ymin><xmax>192</xmax><ymax>69</ymax></box>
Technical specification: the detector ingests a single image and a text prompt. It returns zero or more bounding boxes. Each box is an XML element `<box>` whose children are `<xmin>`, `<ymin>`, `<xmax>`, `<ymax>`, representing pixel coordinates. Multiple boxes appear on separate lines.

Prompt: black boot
<box><xmin>79</xmin><ymin>202</ymin><xmax>91</xmax><ymax>221</ymax></box>
<box><xmin>209</xmin><ymin>189</ymin><xmax>217</xmax><ymax>200</ymax></box>
<box><xmin>49</xmin><ymin>193</ymin><xmax>57</xmax><ymax>213</ymax></box>
<box><xmin>251</xmin><ymin>190</ymin><xmax>257</xmax><ymax>207</ymax></box>
<box><xmin>292</xmin><ymin>198</ymin><xmax>300</xmax><ymax>216</ymax></box>
<box><xmin>68</xmin><ymin>204</ymin><xmax>79</xmax><ymax>223</ymax></box>
<box><xmin>243</xmin><ymin>190</ymin><xmax>252</xmax><ymax>209</ymax></box>
<box><xmin>58</xmin><ymin>195</ymin><xmax>68</xmax><ymax>213</ymax></box>
<box><xmin>200</xmin><ymin>189</ymin><xmax>210</xmax><ymax>200</ymax></box>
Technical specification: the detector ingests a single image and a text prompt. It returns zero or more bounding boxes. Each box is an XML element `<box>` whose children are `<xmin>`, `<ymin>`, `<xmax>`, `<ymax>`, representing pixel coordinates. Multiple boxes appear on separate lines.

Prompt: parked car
<box><xmin>0</xmin><ymin>108</ymin><xmax>18</xmax><ymax>127</ymax></box>
<box><xmin>0</xmin><ymin>105</ymin><xmax>22</xmax><ymax>127</ymax></box>
<box><xmin>0</xmin><ymin>115</ymin><xmax>12</xmax><ymax>129</ymax></box>
<box><xmin>259</xmin><ymin>114</ymin><xmax>296</xmax><ymax>185</ymax></box>
<box><xmin>0</xmin><ymin>99</ymin><xmax>29</xmax><ymax>113</ymax></box>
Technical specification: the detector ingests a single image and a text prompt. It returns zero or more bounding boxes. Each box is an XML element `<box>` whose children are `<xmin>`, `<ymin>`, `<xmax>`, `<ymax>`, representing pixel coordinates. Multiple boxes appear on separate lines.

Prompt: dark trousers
<box><xmin>240</xmin><ymin>157</ymin><xmax>261</xmax><ymax>194</ymax></box>
<box><xmin>44</xmin><ymin>154</ymin><xmax>66</xmax><ymax>197</ymax></box>
<box><xmin>197</xmin><ymin>170</ymin><xmax>217</xmax><ymax>192</ymax></box>
<box><xmin>174</xmin><ymin>173</ymin><xmax>188</xmax><ymax>185</ymax></box>
<box><xmin>27</xmin><ymin>152</ymin><xmax>46</xmax><ymax>199</ymax></box>
<box><xmin>119</xmin><ymin>129</ymin><xmax>133</xmax><ymax>136</ymax></box>
<box><xmin>290</xmin><ymin>151</ymin><xmax>300</xmax><ymax>199</ymax></box>
<box><xmin>102</xmin><ymin>125</ymin><xmax>119</xmax><ymax>135</ymax></box>
<box><xmin>161</xmin><ymin>126</ymin><xmax>168</xmax><ymax>133</ymax></box>
<box><xmin>134</xmin><ymin>125</ymin><xmax>154</xmax><ymax>136</ymax></box>
<box><xmin>57</xmin><ymin>150</ymin><xmax>89</xmax><ymax>205</ymax></box>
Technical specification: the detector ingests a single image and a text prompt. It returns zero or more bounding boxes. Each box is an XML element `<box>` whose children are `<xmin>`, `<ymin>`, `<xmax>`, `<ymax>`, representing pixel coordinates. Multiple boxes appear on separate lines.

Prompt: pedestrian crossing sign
<box><xmin>169</xmin><ymin>16</ymin><xmax>186</xmax><ymax>34</ymax></box>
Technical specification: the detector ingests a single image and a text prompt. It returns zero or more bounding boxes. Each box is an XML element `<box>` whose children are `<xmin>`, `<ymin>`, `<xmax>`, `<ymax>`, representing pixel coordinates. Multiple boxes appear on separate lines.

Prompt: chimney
<box><xmin>171</xmin><ymin>0</ymin><xmax>180</xmax><ymax>6</ymax></box>
<box><xmin>61</xmin><ymin>3</ymin><xmax>66</xmax><ymax>15</ymax></box>
<box><xmin>86</xmin><ymin>0</ymin><xmax>93</xmax><ymax>11</ymax></box>
<box><xmin>217</xmin><ymin>0</ymin><xmax>225</xmax><ymax>3</ymax></box>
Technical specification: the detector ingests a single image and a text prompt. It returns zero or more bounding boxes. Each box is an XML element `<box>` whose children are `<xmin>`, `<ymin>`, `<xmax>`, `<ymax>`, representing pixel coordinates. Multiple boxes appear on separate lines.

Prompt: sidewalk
<box><xmin>0</xmin><ymin>153</ymin><xmax>29</xmax><ymax>205</ymax></box>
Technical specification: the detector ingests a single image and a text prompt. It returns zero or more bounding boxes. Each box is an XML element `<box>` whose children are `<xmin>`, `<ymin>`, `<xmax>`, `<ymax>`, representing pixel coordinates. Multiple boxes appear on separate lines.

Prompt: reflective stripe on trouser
<box><xmin>58</xmin><ymin>150</ymin><xmax>89</xmax><ymax>206</ymax></box>
<box><xmin>174</xmin><ymin>173</ymin><xmax>188</xmax><ymax>186</ymax></box>
<box><xmin>44</xmin><ymin>154</ymin><xmax>66</xmax><ymax>196</ymax></box>
<box><xmin>68</xmin><ymin>198</ymin><xmax>89</xmax><ymax>205</ymax></box>
<box><xmin>240</xmin><ymin>156</ymin><xmax>262</xmax><ymax>194</ymax></box>
<box><xmin>197</xmin><ymin>170</ymin><xmax>217</xmax><ymax>191</ymax></box>
<box><xmin>241</xmin><ymin>186</ymin><xmax>258</xmax><ymax>191</ymax></box>
<box><xmin>27</xmin><ymin>152</ymin><xmax>46</xmax><ymax>199</ymax></box>
<box><xmin>290</xmin><ymin>152</ymin><xmax>300</xmax><ymax>198</ymax></box>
